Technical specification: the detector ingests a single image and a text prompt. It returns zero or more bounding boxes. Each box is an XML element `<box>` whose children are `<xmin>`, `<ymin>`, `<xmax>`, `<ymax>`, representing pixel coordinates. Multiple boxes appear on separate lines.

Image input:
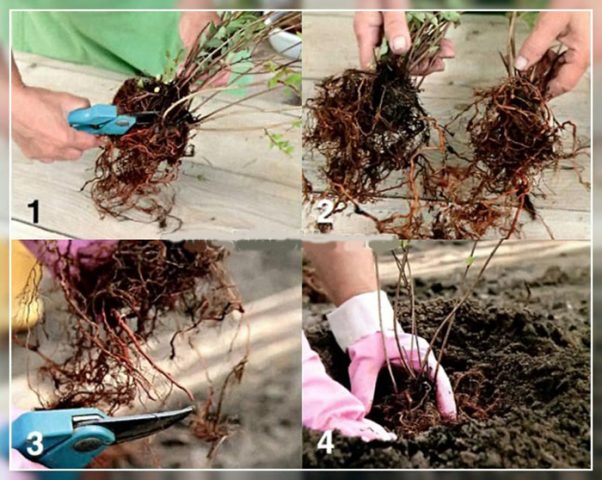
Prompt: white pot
<box><xmin>265</xmin><ymin>12</ymin><xmax>302</xmax><ymax>60</ymax></box>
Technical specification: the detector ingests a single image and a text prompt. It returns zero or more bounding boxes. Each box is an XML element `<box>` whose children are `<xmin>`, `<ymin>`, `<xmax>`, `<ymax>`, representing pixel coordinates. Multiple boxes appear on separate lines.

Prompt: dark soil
<box><xmin>303</xmin><ymin>248</ymin><xmax>590</xmax><ymax>468</ymax></box>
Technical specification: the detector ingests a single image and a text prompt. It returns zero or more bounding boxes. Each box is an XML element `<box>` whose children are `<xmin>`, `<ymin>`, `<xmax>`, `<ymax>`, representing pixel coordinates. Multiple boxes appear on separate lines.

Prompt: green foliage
<box><xmin>193</xmin><ymin>12</ymin><xmax>265</xmax><ymax>90</ymax></box>
<box><xmin>265</xmin><ymin>130</ymin><xmax>294</xmax><ymax>157</ymax></box>
<box><xmin>266</xmin><ymin>61</ymin><xmax>301</xmax><ymax>96</ymax></box>
<box><xmin>162</xmin><ymin>48</ymin><xmax>186</xmax><ymax>84</ymax></box>
<box><xmin>407</xmin><ymin>11</ymin><xmax>462</xmax><ymax>30</ymax></box>
<box><xmin>518</xmin><ymin>12</ymin><xmax>539</xmax><ymax>30</ymax></box>
<box><xmin>465</xmin><ymin>255</ymin><xmax>476</xmax><ymax>266</ymax></box>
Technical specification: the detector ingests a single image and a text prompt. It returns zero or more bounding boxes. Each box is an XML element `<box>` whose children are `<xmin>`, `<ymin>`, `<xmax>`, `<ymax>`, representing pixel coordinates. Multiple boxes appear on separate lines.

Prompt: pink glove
<box><xmin>22</xmin><ymin>240</ymin><xmax>117</xmax><ymax>277</ymax></box>
<box><xmin>328</xmin><ymin>291</ymin><xmax>457</xmax><ymax>419</ymax></box>
<box><xmin>302</xmin><ymin>333</ymin><xmax>396</xmax><ymax>442</ymax></box>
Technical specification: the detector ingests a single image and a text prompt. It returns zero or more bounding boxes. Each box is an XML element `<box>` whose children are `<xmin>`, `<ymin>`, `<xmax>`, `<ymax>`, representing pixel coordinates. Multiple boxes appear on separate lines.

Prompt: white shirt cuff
<box><xmin>326</xmin><ymin>290</ymin><xmax>398</xmax><ymax>351</ymax></box>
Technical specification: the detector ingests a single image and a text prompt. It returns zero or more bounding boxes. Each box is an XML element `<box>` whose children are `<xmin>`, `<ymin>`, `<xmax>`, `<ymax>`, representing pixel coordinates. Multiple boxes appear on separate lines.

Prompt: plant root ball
<box><xmin>19</xmin><ymin>240</ymin><xmax>243</xmax><ymax>414</ymax></box>
<box><xmin>87</xmin><ymin>78</ymin><xmax>194</xmax><ymax>228</ymax></box>
<box><xmin>305</xmin><ymin>55</ymin><xmax>430</xmax><ymax>205</ymax></box>
<box><xmin>468</xmin><ymin>74</ymin><xmax>562</xmax><ymax>195</ymax></box>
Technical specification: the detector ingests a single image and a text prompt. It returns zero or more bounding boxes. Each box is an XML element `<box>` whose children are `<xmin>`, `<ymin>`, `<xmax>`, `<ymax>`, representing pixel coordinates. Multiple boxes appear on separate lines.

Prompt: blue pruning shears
<box><xmin>9</xmin><ymin>405</ymin><xmax>194</xmax><ymax>469</ymax></box>
<box><xmin>68</xmin><ymin>104</ymin><xmax>158</xmax><ymax>136</ymax></box>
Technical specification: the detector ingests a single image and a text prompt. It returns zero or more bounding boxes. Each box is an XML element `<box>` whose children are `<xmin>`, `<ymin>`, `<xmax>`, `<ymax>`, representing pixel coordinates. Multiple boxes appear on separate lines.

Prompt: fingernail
<box><xmin>515</xmin><ymin>55</ymin><xmax>528</xmax><ymax>70</ymax></box>
<box><xmin>391</xmin><ymin>36</ymin><xmax>407</xmax><ymax>54</ymax></box>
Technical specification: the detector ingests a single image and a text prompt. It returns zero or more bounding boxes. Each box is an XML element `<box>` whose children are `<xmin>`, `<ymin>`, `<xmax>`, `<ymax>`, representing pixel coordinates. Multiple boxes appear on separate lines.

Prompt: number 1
<box><xmin>27</xmin><ymin>200</ymin><xmax>39</xmax><ymax>224</ymax></box>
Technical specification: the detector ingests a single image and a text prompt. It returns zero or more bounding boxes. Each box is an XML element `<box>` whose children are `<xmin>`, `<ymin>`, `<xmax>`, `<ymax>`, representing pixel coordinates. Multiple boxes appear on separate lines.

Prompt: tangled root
<box><xmin>17</xmin><ymin>240</ymin><xmax>243</xmax><ymax>414</ymax></box>
<box><xmin>86</xmin><ymin>79</ymin><xmax>194</xmax><ymax>229</ymax></box>
<box><xmin>305</xmin><ymin>54</ymin><xmax>430</xmax><ymax>207</ymax></box>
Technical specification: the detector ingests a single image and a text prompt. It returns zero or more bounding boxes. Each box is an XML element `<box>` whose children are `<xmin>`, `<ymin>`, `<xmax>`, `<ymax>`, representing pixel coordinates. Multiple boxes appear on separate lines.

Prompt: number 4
<box><xmin>317</xmin><ymin>430</ymin><xmax>334</xmax><ymax>455</ymax></box>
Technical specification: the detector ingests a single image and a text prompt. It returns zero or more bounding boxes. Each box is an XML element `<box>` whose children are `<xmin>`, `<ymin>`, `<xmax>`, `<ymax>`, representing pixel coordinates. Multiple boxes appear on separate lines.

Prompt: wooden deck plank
<box><xmin>12</xmin><ymin>53</ymin><xmax>301</xmax><ymax>239</ymax></box>
<box><xmin>304</xmin><ymin>198</ymin><xmax>591</xmax><ymax>240</ymax></box>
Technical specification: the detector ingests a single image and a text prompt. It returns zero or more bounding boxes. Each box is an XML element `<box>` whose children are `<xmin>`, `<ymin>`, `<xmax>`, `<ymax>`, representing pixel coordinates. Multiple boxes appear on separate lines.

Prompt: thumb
<box><xmin>516</xmin><ymin>12</ymin><xmax>568</xmax><ymax>70</ymax></box>
<box><xmin>60</xmin><ymin>95</ymin><xmax>102</xmax><ymax>149</ymax></box>
<box><xmin>60</xmin><ymin>93</ymin><xmax>91</xmax><ymax>113</ymax></box>
<box><xmin>348</xmin><ymin>357</ymin><xmax>381</xmax><ymax>413</ymax></box>
<box><xmin>383</xmin><ymin>11</ymin><xmax>411</xmax><ymax>55</ymax></box>
<box><xmin>432</xmin><ymin>366</ymin><xmax>457</xmax><ymax>420</ymax></box>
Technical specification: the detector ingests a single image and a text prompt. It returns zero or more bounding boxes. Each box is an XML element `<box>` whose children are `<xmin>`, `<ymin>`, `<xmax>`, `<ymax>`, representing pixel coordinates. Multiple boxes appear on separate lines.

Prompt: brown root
<box><xmin>16</xmin><ymin>240</ymin><xmax>243</xmax><ymax>414</ymax></box>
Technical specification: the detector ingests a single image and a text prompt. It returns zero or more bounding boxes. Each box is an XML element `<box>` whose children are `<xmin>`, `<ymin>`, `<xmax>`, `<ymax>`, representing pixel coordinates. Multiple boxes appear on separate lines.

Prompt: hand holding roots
<box><xmin>305</xmin><ymin>13</ymin><xmax>588</xmax><ymax>239</ymax></box>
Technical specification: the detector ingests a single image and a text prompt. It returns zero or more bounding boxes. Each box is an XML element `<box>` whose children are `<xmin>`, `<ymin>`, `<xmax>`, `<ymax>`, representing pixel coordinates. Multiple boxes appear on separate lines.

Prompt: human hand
<box><xmin>302</xmin><ymin>334</ymin><xmax>397</xmax><ymax>442</ymax></box>
<box><xmin>515</xmin><ymin>11</ymin><xmax>590</xmax><ymax>98</ymax></box>
<box><xmin>179</xmin><ymin>11</ymin><xmax>229</xmax><ymax>88</ymax></box>
<box><xmin>328</xmin><ymin>291</ymin><xmax>457</xmax><ymax>418</ymax></box>
<box><xmin>354</xmin><ymin>10</ymin><xmax>455</xmax><ymax>72</ymax></box>
<box><xmin>179</xmin><ymin>11</ymin><xmax>221</xmax><ymax>52</ymax></box>
<box><xmin>12</xmin><ymin>84</ymin><xmax>101</xmax><ymax>162</ymax></box>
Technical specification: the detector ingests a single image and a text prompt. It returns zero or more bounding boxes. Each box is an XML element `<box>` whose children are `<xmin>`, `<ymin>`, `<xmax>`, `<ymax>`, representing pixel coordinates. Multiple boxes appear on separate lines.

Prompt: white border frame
<box><xmin>8</xmin><ymin>7</ymin><xmax>594</xmax><ymax>473</ymax></box>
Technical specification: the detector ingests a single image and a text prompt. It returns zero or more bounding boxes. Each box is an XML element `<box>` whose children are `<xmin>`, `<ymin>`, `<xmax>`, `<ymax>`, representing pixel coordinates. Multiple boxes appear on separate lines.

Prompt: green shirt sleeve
<box><xmin>11</xmin><ymin>9</ymin><xmax>184</xmax><ymax>77</ymax></box>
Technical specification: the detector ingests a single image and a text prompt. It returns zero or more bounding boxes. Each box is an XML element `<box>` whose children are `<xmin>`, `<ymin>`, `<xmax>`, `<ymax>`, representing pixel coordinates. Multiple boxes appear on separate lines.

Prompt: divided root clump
<box><xmin>302</xmin><ymin>252</ymin><xmax>590</xmax><ymax>468</ymax></box>
<box><xmin>304</xmin><ymin>12</ymin><xmax>589</xmax><ymax>239</ymax></box>
<box><xmin>16</xmin><ymin>240</ymin><xmax>247</xmax><ymax>455</ymax></box>
<box><xmin>305</xmin><ymin>57</ymin><xmax>429</xmax><ymax>206</ymax></box>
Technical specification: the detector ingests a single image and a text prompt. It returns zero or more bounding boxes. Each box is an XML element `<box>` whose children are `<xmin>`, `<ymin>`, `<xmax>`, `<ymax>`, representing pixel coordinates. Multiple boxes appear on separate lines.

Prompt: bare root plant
<box><xmin>371</xmin><ymin>239</ymin><xmax>503</xmax><ymax>436</ymax></box>
<box><xmin>304</xmin><ymin>12</ymin><xmax>589</xmax><ymax>239</ymax></box>
<box><xmin>15</xmin><ymin>240</ymin><xmax>247</xmax><ymax>453</ymax></box>
<box><xmin>85</xmin><ymin>11</ymin><xmax>301</xmax><ymax>230</ymax></box>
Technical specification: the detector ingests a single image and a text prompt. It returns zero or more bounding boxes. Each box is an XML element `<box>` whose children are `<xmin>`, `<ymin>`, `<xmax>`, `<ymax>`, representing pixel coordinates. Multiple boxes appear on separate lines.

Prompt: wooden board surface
<box><xmin>302</xmin><ymin>13</ymin><xmax>591</xmax><ymax>239</ymax></box>
<box><xmin>11</xmin><ymin>52</ymin><xmax>301</xmax><ymax>240</ymax></box>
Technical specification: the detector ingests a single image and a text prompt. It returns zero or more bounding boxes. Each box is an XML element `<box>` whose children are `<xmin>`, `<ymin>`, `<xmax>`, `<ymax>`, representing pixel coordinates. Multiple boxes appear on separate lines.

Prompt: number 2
<box><xmin>317</xmin><ymin>430</ymin><xmax>334</xmax><ymax>455</ymax></box>
<box><xmin>26</xmin><ymin>431</ymin><xmax>44</xmax><ymax>457</ymax></box>
<box><xmin>316</xmin><ymin>199</ymin><xmax>334</xmax><ymax>225</ymax></box>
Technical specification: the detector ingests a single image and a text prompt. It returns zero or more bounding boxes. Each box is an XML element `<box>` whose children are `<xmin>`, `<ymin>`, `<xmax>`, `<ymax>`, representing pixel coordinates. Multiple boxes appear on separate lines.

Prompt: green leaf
<box><xmin>410</xmin><ymin>12</ymin><xmax>426</xmax><ymax>24</ymax></box>
<box><xmin>440</xmin><ymin>11</ymin><xmax>462</xmax><ymax>24</ymax></box>
<box><xmin>378</xmin><ymin>39</ymin><xmax>389</xmax><ymax>58</ymax></box>
<box><xmin>227</xmin><ymin>60</ymin><xmax>255</xmax><ymax>95</ymax></box>
<box><xmin>466</xmin><ymin>256</ymin><xmax>476</xmax><ymax>266</ymax></box>
<box><xmin>227</xmin><ymin>49</ymin><xmax>252</xmax><ymax>65</ymax></box>
<box><xmin>266</xmin><ymin>130</ymin><xmax>294</xmax><ymax>157</ymax></box>
<box><xmin>519</xmin><ymin>12</ymin><xmax>539</xmax><ymax>30</ymax></box>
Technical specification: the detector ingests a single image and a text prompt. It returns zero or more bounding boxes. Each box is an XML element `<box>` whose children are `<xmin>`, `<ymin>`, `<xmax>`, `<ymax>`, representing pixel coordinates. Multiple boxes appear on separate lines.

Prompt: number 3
<box><xmin>26</xmin><ymin>431</ymin><xmax>44</xmax><ymax>457</ymax></box>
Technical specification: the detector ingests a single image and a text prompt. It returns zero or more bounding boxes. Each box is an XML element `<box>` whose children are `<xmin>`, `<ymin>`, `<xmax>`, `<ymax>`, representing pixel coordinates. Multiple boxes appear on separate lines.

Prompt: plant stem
<box><xmin>425</xmin><ymin>239</ymin><xmax>504</xmax><ymax>381</ymax></box>
<box><xmin>374</xmin><ymin>250</ymin><xmax>398</xmax><ymax>393</ymax></box>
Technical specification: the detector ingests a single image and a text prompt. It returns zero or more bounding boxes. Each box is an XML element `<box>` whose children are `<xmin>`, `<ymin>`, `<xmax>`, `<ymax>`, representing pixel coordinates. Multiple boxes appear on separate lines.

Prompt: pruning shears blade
<box><xmin>74</xmin><ymin>406</ymin><xmax>195</xmax><ymax>444</ymax></box>
<box><xmin>132</xmin><ymin>110</ymin><xmax>160</xmax><ymax>126</ymax></box>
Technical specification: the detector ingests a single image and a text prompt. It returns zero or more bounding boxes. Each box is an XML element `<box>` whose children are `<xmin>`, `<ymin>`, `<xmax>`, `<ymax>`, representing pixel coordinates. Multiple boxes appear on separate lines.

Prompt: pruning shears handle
<box><xmin>11</xmin><ymin>406</ymin><xmax>194</xmax><ymax>469</ymax></box>
<box><xmin>68</xmin><ymin>104</ymin><xmax>136</xmax><ymax>136</ymax></box>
